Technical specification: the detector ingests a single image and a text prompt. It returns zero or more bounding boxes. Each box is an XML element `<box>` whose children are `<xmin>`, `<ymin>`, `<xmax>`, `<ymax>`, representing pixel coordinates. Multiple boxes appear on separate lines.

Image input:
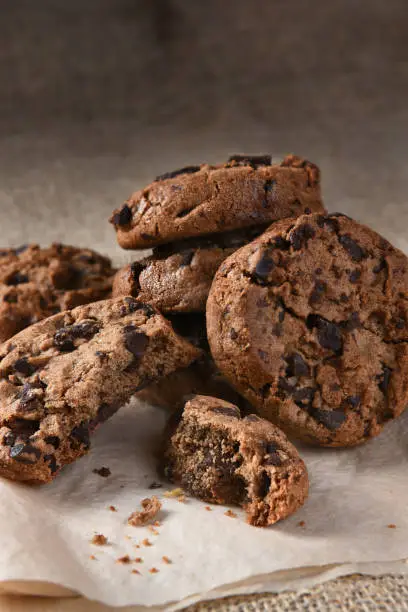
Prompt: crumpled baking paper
<box><xmin>0</xmin><ymin>397</ymin><xmax>407</xmax><ymax>607</ymax></box>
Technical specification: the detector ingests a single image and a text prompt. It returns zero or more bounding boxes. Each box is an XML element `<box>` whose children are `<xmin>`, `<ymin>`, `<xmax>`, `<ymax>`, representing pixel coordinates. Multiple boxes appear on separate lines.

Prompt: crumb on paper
<box><xmin>148</xmin><ymin>525</ymin><xmax>159</xmax><ymax>535</ymax></box>
<box><xmin>149</xmin><ymin>567</ymin><xmax>159</xmax><ymax>574</ymax></box>
<box><xmin>388</xmin><ymin>524</ymin><xmax>397</xmax><ymax>529</ymax></box>
<box><xmin>127</xmin><ymin>496</ymin><xmax>162</xmax><ymax>527</ymax></box>
<box><xmin>298</xmin><ymin>521</ymin><xmax>306</xmax><ymax>527</ymax></box>
<box><xmin>164</xmin><ymin>488</ymin><xmax>184</xmax><ymax>498</ymax></box>
<box><xmin>89</xmin><ymin>555</ymin><xmax>96</xmax><ymax>560</ymax></box>
<box><xmin>134</xmin><ymin>544</ymin><xmax>140</xmax><ymax>549</ymax></box>
<box><xmin>148</xmin><ymin>482</ymin><xmax>163</xmax><ymax>490</ymax></box>
<box><xmin>134</xmin><ymin>557</ymin><xmax>143</xmax><ymax>563</ymax></box>
<box><xmin>91</xmin><ymin>534</ymin><xmax>108</xmax><ymax>546</ymax></box>
<box><xmin>142</xmin><ymin>538</ymin><xmax>152</xmax><ymax>547</ymax></box>
<box><xmin>93</xmin><ymin>467</ymin><xmax>111</xmax><ymax>478</ymax></box>
<box><xmin>124</xmin><ymin>535</ymin><xmax>132</xmax><ymax>540</ymax></box>
<box><xmin>116</xmin><ymin>555</ymin><xmax>131</xmax><ymax>564</ymax></box>
<box><xmin>205</xmin><ymin>506</ymin><xmax>212</xmax><ymax>511</ymax></box>
<box><xmin>108</xmin><ymin>505</ymin><xmax>117</xmax><ymax>512</ymax></box>
<box><xmin>177</xmin><ymin>495</ymin><xmax>186</xmax><ymax>503</ymax></box>
<box><xmin>224</xmin><ymin>509</ymin><xmax>237</xmax><ymax>518</ymax></box>
<box><xmin>162</xmin><ymin>556</ymin><xmax>171</xmax><ymax>564</ymax></box>
<box><xmin>153</xmin><ymin>520</ymin><xmax>161</xmax><ymax>527</ymax></box>
<box><xmin>131</xmin><ymin>569</ymin><xmax>141</xmax><ymax>575</ymax></box>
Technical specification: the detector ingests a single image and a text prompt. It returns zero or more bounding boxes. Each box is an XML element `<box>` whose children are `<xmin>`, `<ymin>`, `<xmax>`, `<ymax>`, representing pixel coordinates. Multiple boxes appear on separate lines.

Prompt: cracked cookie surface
<box><xmin>0</xmin><ymin>297</ymin><xmax>201</xmax><ymax>484</ymax></box>
<box><xmin>110</xmin><ymin>155</ymin><xmax>324</xmax><ymax>249</ymax></box>
<box><xmin>162</xmin><ymin>395</ymin><xmax>308</xmax><ymax>526</ymax></box>
<box><xmin>112</xmin><ymin>226</ymin><xmax>268</xmax><ymax>313</ymax></box>
<box><xmin>207</xmin><ymin>213</ymin><xmax>408</xmax><ymax>446</ymax></box>
<box><xmin>0</xmin><ymin>243</ymin><xmax>116</xmax><ymax>342</ymax></box>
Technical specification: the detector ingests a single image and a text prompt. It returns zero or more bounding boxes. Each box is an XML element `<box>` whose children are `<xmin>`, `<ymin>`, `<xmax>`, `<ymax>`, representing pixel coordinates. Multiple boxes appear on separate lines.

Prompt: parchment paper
<box><xmin>0</xmin><ymin>397</ymin><xmax>407</xmax><ymax>608</ymax></box>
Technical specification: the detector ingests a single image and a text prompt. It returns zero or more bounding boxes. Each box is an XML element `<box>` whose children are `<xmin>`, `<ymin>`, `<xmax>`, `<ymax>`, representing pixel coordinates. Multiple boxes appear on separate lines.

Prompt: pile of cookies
<box><xmin>0</xmin><ymin>154</ymin><xmax>407</xmax><ymax>528</ymax></box>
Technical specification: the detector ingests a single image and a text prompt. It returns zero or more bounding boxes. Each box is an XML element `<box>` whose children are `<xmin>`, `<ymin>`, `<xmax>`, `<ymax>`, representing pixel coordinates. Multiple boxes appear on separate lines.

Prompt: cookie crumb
<box><xmin>177</xmin><ymin>495</ymin><xmax>186</xmax><ymax>503</ymax></box>
<box><xmin>89</xmin><ymin>555</ymin><xmax>96</xmax><ymax>560</ymax></box>
<box><xmin>388</xmin><ymin>524</ymin><xmax>397</xmax><ymax>529</ymax></box>
<box><xmin>205</xmin><ymin>506</ymin><xmax>212</xmax><ymax>512</ymax></box>
<box><xmin>142</xmin><ymin>538</ymin><xmax>152</xmax><ymax>547</ymax></box>
<box><xmin>149</xmin><ymin>567</ymin><xmax>159</xmax><ymax>574</ymax></box>
<box><xmin>162</xmin><ymin>556</ymin><xmax>171</xmax><ymax>564</ymax></box>
<box><xmin>148</xmin><ymin>482</ymin><xmax>162</xmax><ymax>490</ymax></box>
<box><xmin>224</xmin><ymin>509</ymin><xmax>237</xmax><ymax>518</ymax></box>
<box><xmin>164</xmin><ymin>487</ymin><xmax>184</xmax><ymax>498</ymax></box>
<box><xmin>134</xmin><ymin>557</ymin><xmax>143</xmax><ymax>563</ymax></box>
<box><xmin>148</xmin><ymin>525</ymin><xmax>159</xmax><ymax>535</ymax></box>
<box><xmin>134</xmin><ymin>544</ymin><xmax>140</xmax><ymax>549</ymax></box>
<box><xmin>298</xmin><ymin>521</ymin><xmax>306</xmax><ymax>527</ymax></box>
<box><xmin>93</xmin><ymin>467</ymin><xmax>111</xmax><ymax>478</ymax></box>
<box><xmin>153</xmin><ymin>520</ymin><xmax>161</xmax><ymax>527</ymax></box>
<box><xmin>127</xmin><ymin>496</ymin><xmax>162</xmax><ymax>526</ymax></box>
<box><xmin>116</xmin><ymin>555</ymin><xmax>131</xmax><ymax>564</ymax></box>
<box><xmin>91</xmin><ymin>534</ymin><xmax>108</xmax><ymax>546</ymax></box>
<box><xmin>131</xmin><ymin>569</ymin><xmax>141</xmax><ymax>575</ymax></box>
<box><xmin>108</xmin><ymin>505</ymin><xmax>117</xmax><ymax>512</ymax></box>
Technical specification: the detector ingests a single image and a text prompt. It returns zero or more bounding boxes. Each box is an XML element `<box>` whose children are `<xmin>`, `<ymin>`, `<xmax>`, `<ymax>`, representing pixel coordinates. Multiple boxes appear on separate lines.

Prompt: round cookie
<box><xmin>0</xmin><ymin>243</ymin><xmax>116</xmax><ymax>342</ymax></box>
<box><xmin>207</xmin><ymin>213</ymin><xmax>408</xmax><ymax>447</ymax></box>
<box><xmin>162</xmin><ymin>395</ymin><xmax>309</xmax><ymax>527</ymax></box>
<box><xmin>112</xmin><ymin>226</ymin><xmax>268</xmax><ymax>312</ymax></box>
<box><xmin>110</xmin><ymin>154</ymin><xmax>325</xmax><ymax>249</ymax></box>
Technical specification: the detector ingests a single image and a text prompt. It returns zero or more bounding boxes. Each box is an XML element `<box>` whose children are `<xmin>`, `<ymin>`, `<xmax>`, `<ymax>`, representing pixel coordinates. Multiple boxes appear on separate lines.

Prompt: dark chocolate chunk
<box><xmin>273</xmin><ymin>236</ymin><xmax>291</xmax><ymax>250</ymax></box>
<box><xmin>70</xmin><ymin>423</ymin><xmax>90</xmax><ymax>449</ymax></box>
<box><xmin>210</xmin><ymin>406</ymin><xmax>240</xmax><ymax>418</ymax></box>
<box><xmin>254</xmin><ymin>249</ymin><xmax>274</xmax><ymax>281</ymax></box>
<box><xmin>373</xmin><ymin>258</ymin><xmax>386</xmax><ymax>274</ymax></box>
<box><xmin>258</xmin><ymin>472</ymin><xmax>272</xmax><ymax>497</ymax></box>
<box><xmin>155</xmin><ymin>166</ymin><xmax>201</xmax><ymax>181</ymax></box>
<box><xmin>13</xmin><ymin>358</ymin><xmax>35</xmax><ymax>376</ymax></box>
<box><xmin>3</xmin><ymin>432</ymin><xmax>16</xmax><ymax>446</ymax></box>
<box><xmin>349</xmin><ymin>270</ymin><xmax>361</xmax><ymax>283</ymax></box>
<box><xmin>124</xmin><ymin>297</ymin><xmax>155</xmax><ymax>317</ymax></box>
<box><xmin>340</xmin><ymin>293</ymin><xmax>349</xmax><ymax>303</ymax></box>
<box><xmin>345</xmin><ymin>395</ymin><xmax>361</xmax><ymax>409</ymax></box>
<box><xmin>123</xmin><ymin>326</ymin><xmax>149</xmax><ymax>359</ymax></box>
<box><xmin>95</xmin><ymin>351</ymin><xmax>108</xmax><ymax>360</ymax></box>
<box><xmin>316</xmin><ymin>216</ymin><xmax>340</xmax><ymax>233</ymax></box>
<box><xmin>289</xmin><ymin>224</ymin><xmax>316</xmax><ymax>251</ymax></box>
<box><xmin>53</xmin><ymin>329</ymin><xmax>75</xmax><ymax>352</ymax></box>
<box><xmin>306</xmin><ymin>315</ymin><xmax>343</xmax><ymax>354</ymax></box>
<box><xmin>6</xmin><ymin>272</ymin><xmax>29</xmax><ymax>286</ymax></box>
<box><xmin>6</xmin><ymin>418</ymin><xmax>40</xmax><ymax>437</ymax></box>
<box><xmin>377</xmin><ymin>365</ymin><xmax>392</xmax><ymax>395</ymax></box>
<box><xmin>10</xmin><ymin>443</ymin><xmax>41</xmax><ymax>463</ymax></box>
<box><xmin>293</xmin><ymin>387</ymin><xmax>315</xmax><ymax>407</ymax></box>
<box><xmin>309</xmin><ymin>280</ymin><xmax>327</xmax><ymax>304</ymax></box>
<box><xmin>44</xmin><ymin>454</ymin><xmax>58</xmax><ymax>473</ymax></box>
<box><xmin>112</xmin><ymin>204</ymin><xmax>132</xmax><ymax>227</ymax></box>
<box><xmin>180</xmin><ymin>249</ymin><xmax>195</xmax><ymax>266</ymax></box>
<box><xmin>93</xmin><ymin>466</ymin><xmax>111</xmax><ymax>477</ymax></box>
<box><xmin>338</xmin><ymin>235</ymin><xmax>367</xmax><ymax>262</ymax></box>
<box><xmin>71</xmin><ymin>321</ymin><xmax>99</xmax><ymax>339</ymax></box>
<box><xmin>310</xmin><ymin>408</ymin><xmax>347</xmax><ymax>431</ymax></box>
<box><xmin>45</xmin><ymin>435</ymin><xmax>60</xmax><ymax>449</ymax></box>
<box><xmin>230</xmin><ymin>328</ymin><xmax>238</xmax><ymax>340</ymax></box>
<box><xmin>285</xmin><ymin>353</ymin><xmax>309</xmax><ymax>378</ymax></box>
<box><xmin>228</xmin><ymin>154</ymin><xmax>271</xmax><ymax>168</ymax></box>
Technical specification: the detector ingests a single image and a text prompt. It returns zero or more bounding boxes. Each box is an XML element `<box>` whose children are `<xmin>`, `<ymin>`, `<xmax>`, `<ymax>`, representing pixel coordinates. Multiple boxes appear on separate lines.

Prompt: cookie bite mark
<box><xmin>162</xmin><ymin>395</ymin><xmax>308</xmax><ymax>527</ymax></box>
<box><xmin>0</xmin><ymin>297</ymin><xmax>201</xmax><ymax>484</ymax></box>
<box><xmin>207</xmin><ymin>213</ymin><xmax>408</xmax><ymax>447</ymax></box>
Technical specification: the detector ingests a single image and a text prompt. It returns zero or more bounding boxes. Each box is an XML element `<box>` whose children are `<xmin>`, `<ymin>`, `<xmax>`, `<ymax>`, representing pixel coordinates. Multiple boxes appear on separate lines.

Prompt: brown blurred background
<box><xmin>1</xmin><ymin>0</ymin><xmax>408</xmax><ymax>260</ymax></box>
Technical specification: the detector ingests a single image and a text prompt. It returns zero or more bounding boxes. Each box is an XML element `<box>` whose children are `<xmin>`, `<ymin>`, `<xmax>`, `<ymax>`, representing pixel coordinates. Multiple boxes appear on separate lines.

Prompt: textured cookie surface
<box><xmin>162</xmin><ymin>395</ymin><xmax>308</xmax><ymax>526</ymax></box>
<box><xmin>0</xmin><ymin>244</ymin><xmax>115</xmax><ymax>342</ymax></box>
<box><xmin>110</xmin><ymin>155</ymin><xmax>324</xmax><ymax>248</ymax></box>
<box><xmin>112</xmin><ymin>226</ymin><xmax>268</xmax><ymax>313</ymax></box>
<box><xmin>0</xmin><ymin>297</ymin><xmax>200</xmax><ymax>483</ymax></box>
<box><xmin>207</xmin><ymin>213</ymin><xmax>408</xmax><ymax>446</ymax></box>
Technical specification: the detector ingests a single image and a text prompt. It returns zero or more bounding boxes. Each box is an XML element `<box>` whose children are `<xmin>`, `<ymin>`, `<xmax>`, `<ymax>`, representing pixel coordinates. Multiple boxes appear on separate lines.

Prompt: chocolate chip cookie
<box><xmin>0</xmin><ymin>243</ymin><xmax>115</xmax><ymax>342</ymax></box>
<box><xmin>110</xmin><ymin>155</ymin><xmax>324</xmax><ymax>249</ymax></box>
<box><xmin>162</xmin><ymin>395</ymin><xmax>309</xmax><ymax>527</ymax></box>
<box><xmin>113</xmin><ymin>226</ymin><xmax>268</xmax><ymax>312</ymax></box>
<box><xmin>207</xmin><ymin>213</ymin><xmax>408</xmax><ymax>447</ymax></box>
<box><xmin>0</xmin><ymin>296</ymin><xmax>201</xmax><ymax>484</ymax></box>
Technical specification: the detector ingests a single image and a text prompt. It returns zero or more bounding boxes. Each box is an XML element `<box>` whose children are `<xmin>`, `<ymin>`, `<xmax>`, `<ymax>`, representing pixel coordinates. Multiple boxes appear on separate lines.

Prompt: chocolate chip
<box><xmin>3</xmin><ymin>432</ymin><xmax>15</xmax><ymax>446</ymax></box>
<box><xmin>44</xmin><ymin>454</ymin><xmax>58</xmax><ymax>473</ymax></box>
<box><xmin>10</xmin><ymin>443</ymin><xmax>41</xmax><ymax>463</ymax></box>
<box><xmin>53</xmin><ymin>329</ymin><xmax>75</xmax><ymax>352</ymax></box>
<box><xmin>95</xmin><ymin>351</ymin><xmax>107</xmax><ymax>360</ymax></box>
<box><xmin>230</xmin><ymin>328</ymin><xmax>238</xmax><ymax>340</ymax></box>
<box><xmin>293</xmin><ymin>387</ymin><xmax>315</xmax><ymax>407</ymax></box>
<box><xmin>315</xmin><ymin>267</ymin><xmax>322</xmax><ymax>275</ymax></box>
<box><xmin>13</xmin><ymin>358</ymin><xmax>35</xmax><ymax>376</ymax></box>
<box><xmin>54</xmin><ymin>321</ymin><xmax>99</xmax><ymax>352</ymax></box>
<box><xmin>258</xmin><ymin>472</ymin><xmax>272</xmax><ymax>497</ymax></box>
<box><xmin>93</xmin><ymin>467</ymin><xmax>111</xmax><ymax>477</ymax></box>
<box><xmin>340</xmin><ymin>293</ymin><xmax>349</xmax><ymax>303</ymax></box>
<box><xmin>309</xmin><ymin>280</ymin><xmax>327</xmax><ymax>304</ymax></box>
<box><xmin>273</xmin><ymin>236</ymin><xmax>291</xmax><ymax>250</ymax></box>
<box><xmin>285</xmin><ymin>353</ymin><xmax>309</xmax><ymax>377</ymax></box>
<box><xmin>264</xmin><ymin>179</ymin><xmax>276</xmax><ymax>192</ymax></box>
<box><xmin>112</xmin><ymin>204</ymin><xmax>132</xmax><ymax>227</ymax></box>
<box><xmin>278</xmin><ymin>310</ymin><xmax>285</xmax><ymax>323</ymax></box>
<box><xmin>70</xmin><ymin>424</ymin><xmax>90</xmax><ymax>449</ymax></box>
<box><xmin>373</xmin><ymin>258</ymin><xmax>386</xmax><ymax>274</ymax></box>
<box><xmin>349</xmin><ymin>270</ymin><xmax>361</xmax><ymax>283</ymax></box>
<box><xmin>124</xmin><ymin>326</ymin><xmax>149</xmax><ymax>359</ymax></box>
<box><xmin>6</xmin><ymin>272</ymin><xmax>29</xmax><ymax>285</ymax></box>
<box><xmin>306</xmin><ymin>315</ymin><xmax>343</xmax><ymax>354</ymax></box>
<box><xmin>123</xmin><ymin>297</ymin><xmax>155</xmax><ymax>317</ymax></box>
<box><xmin>377</xmin><ymin>365</ymin><xmax>392</xmax><ymax>395</ymax></box>
<box><xmin>395</xmin><ymin>318</ymin><xmax>405</xmax><ymax>329</ymax></box>
<box><xmin>310</xmin><ymin>408</ymin><xmax>347</xmax><ymax>431</ymax></box>
<box><xmin>290</xmin><ymin>224</ymin><xmax>316</xmax><ymax>250</ymax></box>
<box><xmin>45</xmin><ymin>435</ymin><xmax>60</xmax><ymax>449</ymax></box>
<box><xmin>71</xmin><ymin>321</ymin><xmax>99</xmax><ymax>339</ymax></box>
<box><xmin>345</xmin><ymin>396</ymin><xmax>361</xmax><ymax>408</ymax></box>
<box><xmin>19</xmin><ymin>383</ymin><xmax>41</xmax><ymax>411</ymax></box>
<box><xmin>254</xmin><ymin>249</ymin><xmax>274</xmax><ymax>281</ymax></box>
<box><xmin>6</xmin><ymin>418</ymin><xmax>40</xmax><ymax>437</ymax></box>
<box><xmin>316</xmin><ymin>216</ymin><xmax>340</xmax><ymax>233</ymax></box>
<box><xmin>338</xmin><ymin>235</ymin><xmax>367</xmax><ymax>262</ymax></box>
<box><xmin>228</xmin><ymin>154</ymin><xmax>271</xmax><ymax>168</ymax></box>
<box><xmin>155</xmin><ymin>166</ymin><xmax>201</xmax><ymax>181</ymax></box>
<box><xmin>304</xmin><ymin>207</ymin><xmax>312</xmax><ymax>214</ymax></box>
<box><xmin>180</xmin><ymin>249</ymin><xmax>195</xmax><ymax>266</ymax></box>
<box><xmin>210</xmin><ymin>406</ymin><xmax>240</xmax><ymax>418</ymax></box>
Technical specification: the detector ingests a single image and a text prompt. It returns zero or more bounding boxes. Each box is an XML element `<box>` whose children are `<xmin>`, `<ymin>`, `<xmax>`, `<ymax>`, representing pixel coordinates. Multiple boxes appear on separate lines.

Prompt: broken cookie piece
<box><xmin>127</xmin><ymin>496</ymin><xmax>162</xmax><ymax>526</ymax></box>
<box><xmin>0</xmin><ymin>297</ymin><xmax>200</xmax><ymax>484</ymax></box>
<box><xmin>162</xmin><ymin>395</ymin><xmax>308</xmax><ymax>527</ymax></box>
